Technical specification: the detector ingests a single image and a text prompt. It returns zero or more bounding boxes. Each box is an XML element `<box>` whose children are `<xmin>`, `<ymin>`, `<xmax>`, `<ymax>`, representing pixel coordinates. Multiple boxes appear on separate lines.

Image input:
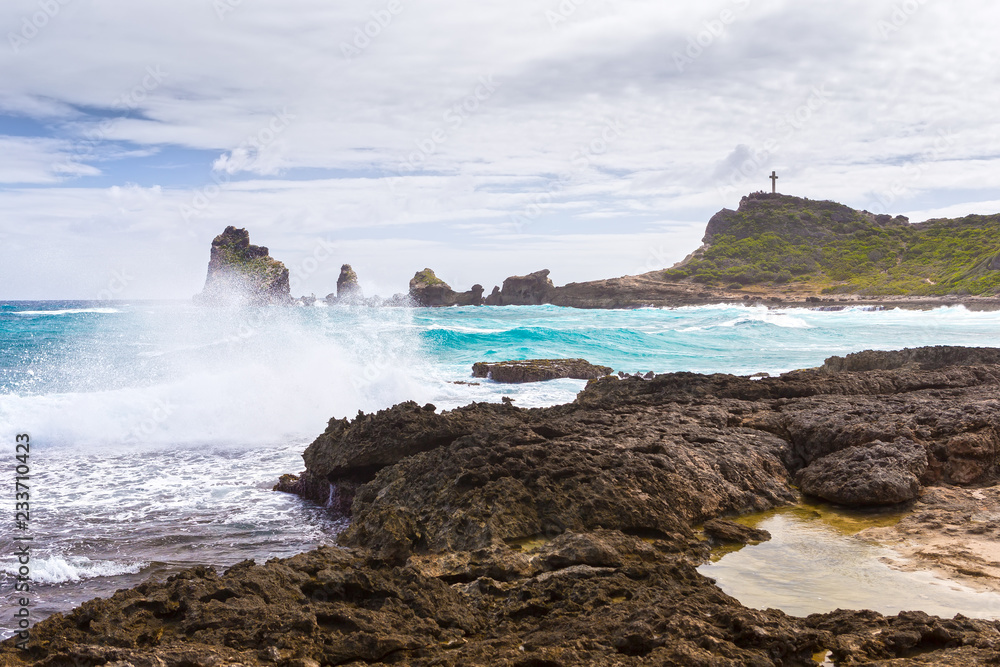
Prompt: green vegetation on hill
<box><xmin>664</xmin><ymin>194</ymin><xmax>1000</xmax><ymax>296</ymax></box>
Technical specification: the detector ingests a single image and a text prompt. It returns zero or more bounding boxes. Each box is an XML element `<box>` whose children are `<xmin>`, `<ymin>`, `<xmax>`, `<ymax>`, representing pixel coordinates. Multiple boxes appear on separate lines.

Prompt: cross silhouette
<box><xmin>770</xmin><ymin>171</ymin><xmax>778</xmax><ymax>193</ymax></box>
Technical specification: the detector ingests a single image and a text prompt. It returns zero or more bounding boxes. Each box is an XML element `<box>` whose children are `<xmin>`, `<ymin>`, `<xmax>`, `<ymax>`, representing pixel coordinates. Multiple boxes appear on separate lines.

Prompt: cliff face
<box><xmin>670</xmin><ymin>192</ymin><xmax>1000</xmax><ymax>297</ymax></box>
<box><xmin>194</xmin><ymin>227</ymin><xmax>291</xmax><ymax>306</ymax></box>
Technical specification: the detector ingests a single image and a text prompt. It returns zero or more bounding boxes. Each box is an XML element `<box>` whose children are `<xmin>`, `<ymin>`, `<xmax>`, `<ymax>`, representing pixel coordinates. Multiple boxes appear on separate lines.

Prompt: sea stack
<box><xmin>194</xmin><ymin>226</ymin><xmax>291</xmax><ymax>306</ymax></box>
<box><xmin>408</xmin><ymin>268</ymin><xmax>457</xmax><ymax>306</ymax></box>
<box><xmin>336</xmin><ymin>264</ymin><xmax>363</xmax><ymax>303</ymax></box>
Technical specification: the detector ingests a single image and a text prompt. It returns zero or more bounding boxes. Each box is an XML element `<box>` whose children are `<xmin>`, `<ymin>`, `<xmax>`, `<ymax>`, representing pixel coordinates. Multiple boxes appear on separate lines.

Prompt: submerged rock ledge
<box><xmin>7</xmin><ymin>346</ymin><xmax>1000</xmax><ymax>665</ymax></box>
<box><xmin>471</xmin><ymin>358</ymin><xmax>614</xmax><ymax>383</ymax></box>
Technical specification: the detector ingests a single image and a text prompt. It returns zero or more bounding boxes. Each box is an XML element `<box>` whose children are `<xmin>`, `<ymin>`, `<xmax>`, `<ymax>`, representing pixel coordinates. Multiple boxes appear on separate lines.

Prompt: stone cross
<box><xmin>770</xmin><ymin>170</ymin><xmax>778</xmax><ymax>193</ymax></box>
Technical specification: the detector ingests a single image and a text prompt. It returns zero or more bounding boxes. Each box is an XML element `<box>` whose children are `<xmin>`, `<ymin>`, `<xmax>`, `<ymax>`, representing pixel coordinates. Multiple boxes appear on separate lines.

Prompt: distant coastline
<box><xmin>193</xmin><ymin>192</ymin><xmax>1000</xmax><ymax>311</ymax></box>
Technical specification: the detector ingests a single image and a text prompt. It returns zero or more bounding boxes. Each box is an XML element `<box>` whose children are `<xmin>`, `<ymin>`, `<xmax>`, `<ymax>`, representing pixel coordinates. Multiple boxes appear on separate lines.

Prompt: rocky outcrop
<box><xmin>472</xmin><ymin>358</ymin><xmax>613</xmax><ymax>383</ymax></box>
<box><xmin>485</xmin><ymin>269</ymin><xmax>554</xmax><ymax>306</ymax></box>
<box><xmin>702</xmin><ymin>518</ymin><xmax>771</xmax><ymax>545</ymax></box>
<box><xmin>408</xmin><ymin>269</ymin><xmax>485</xmax><ymax>307</ymax></box>
<box><xmin>292</xmin><ymin>348</ymin><xmax>1000</xmax><ymax>535</ymax></box>
<box><xmin>12</xmin><ymin>535</ymin><xmax>1000</xmax><ymax>666</ymax></box>
<box><xmin>335</xmin><ymin>264</ymin><xmax>362</xmax><ymax>302</ymax></box>
<box><xmin>822</xmin><ymin>345</ymin><xmax>1000</xmax><ymax>372</ymax></box>
<box><xmin>796</xmin><ymin>438</ymin><xmax>928</xmax><ymax>506</ymax></box>
<box><xmin>703</xmin><ymin>207</ymin><xmax>740</xmax><ymax>243</ymax></box>
<box><xmin>10</xmin><ymin>349</ymin><xmax>1000</xmax><ymax>665</ymax></box>
<box><xmin>454</xmin><ymin>284</ymin><xmax>484</xmax><ymax>306</ymax></box>
<box><xmin>194</xmin><ymin>227</ymin><xmax>291</xmax><ymax>305</ymax></box>
<box><xmin>301</xmin><ymin>401</ymin><xmax>525</xmax><ymax>487</ymax></box>
<box><xmin>409</xmin><ymin>268</ymin><xmax>456</xmax><ymax>306</ymax></box>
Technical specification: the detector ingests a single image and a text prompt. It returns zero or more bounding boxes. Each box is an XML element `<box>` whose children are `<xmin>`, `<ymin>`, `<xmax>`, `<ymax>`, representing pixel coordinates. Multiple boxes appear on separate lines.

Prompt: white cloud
<box><xmin>0</xmin><ymin>136</ymin><xmax>100</xmax><ymax>183</ymax></box>
<box><xmin>1</xmin><ymin>0</ymin><xmax>1000</xmax><ymax>297</ymax></box>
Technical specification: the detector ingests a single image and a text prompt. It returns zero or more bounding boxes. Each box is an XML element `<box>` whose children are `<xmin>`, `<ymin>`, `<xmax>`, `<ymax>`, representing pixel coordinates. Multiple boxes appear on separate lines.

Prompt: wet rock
<box><xmin>822</xmin><ymin>345</ymin><xmax>1000</xmax><ymax>372</ymax></box>
<box><xmin>471</xmin><ymin>358</ymin><xmax>613</xmax><ymax>383</ymax></box>
<box><xmin>337</xmin><ymin>408</ymin><xmax>795</xmax><ymax>560</ymax></box>
<box><xmin>703</xmin><ymin>518</ymin><xmax>771</xmax><ymax>545</ymax></box>
<box><xmin>300</xmin><ymin>401</ymin><xmax>524</xmax><ymax>486</ymax></box>
<box><xmin>15</xmin><ymin>348</ymin><xmax>1000</xmax><ymax>665</ymax></box>
<box><xmin>796</xmin><ymin>438</ymin><xmax>928</xmax><ymax>506</ymax></box>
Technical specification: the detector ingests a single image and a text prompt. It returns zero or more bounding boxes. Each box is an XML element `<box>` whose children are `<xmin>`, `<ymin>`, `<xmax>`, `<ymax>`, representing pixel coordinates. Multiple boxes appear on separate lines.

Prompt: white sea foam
<box><xmin>2</xmin><ymin>555</ymin><xmax>145</xmax><ymax>584</ymax></box>
<box><xmin>678</xmin><ymin>308</ymin><xmax>813</xmax><ymax>332</ymax></box>
<box><xmin>14</xmin><ymin>308</ymin><xmax>121</xmax><ymax>315</ymax></box>
<box><xmin>0</xmin><ymin>307</ymin><xmax>434</xmax><ymax>449</ymax></box>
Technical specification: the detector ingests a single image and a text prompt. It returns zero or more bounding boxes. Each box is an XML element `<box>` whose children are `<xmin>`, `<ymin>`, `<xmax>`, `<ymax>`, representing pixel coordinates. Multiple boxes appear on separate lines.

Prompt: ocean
<box><xmin>3</xmin><ymin>300</ymin><xmax>1000</xmax><ymax>637</ymax></box>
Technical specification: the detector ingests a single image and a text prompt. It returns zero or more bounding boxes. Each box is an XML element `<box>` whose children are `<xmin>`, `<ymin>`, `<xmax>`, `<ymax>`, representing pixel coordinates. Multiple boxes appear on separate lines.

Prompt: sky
<box><xmin>1</xmin><ymin>0</ymin><xmax>998</xmax><ymax>299</ymax></box>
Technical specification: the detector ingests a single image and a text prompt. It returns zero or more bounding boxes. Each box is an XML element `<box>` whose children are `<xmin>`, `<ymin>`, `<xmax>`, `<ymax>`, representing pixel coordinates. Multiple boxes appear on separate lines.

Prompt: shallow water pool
<box><xmin>698</xmin><ymin>505</ymin><xmax>1000</xmax><ymax>619</ymax></box>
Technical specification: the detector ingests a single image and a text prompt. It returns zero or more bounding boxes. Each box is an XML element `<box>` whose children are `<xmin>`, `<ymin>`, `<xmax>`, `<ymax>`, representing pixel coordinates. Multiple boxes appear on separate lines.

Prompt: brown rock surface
<box><xmin>8</xmin><ymin>347</ymin><xmax>1000</xmax><ymax>665</ymax></box>
<box><xmin>703</xmin><ymin>518</ymin><xmax>772</xmax><ymax>545</ymax></box>
<box><xmin>796</xmin><ymin>438</ymin><xmax>927</xmax><ymax>506</ymax></box>
<box><xmin>471</xmin><ymin>358</ymin><xmax>613</xmax><ymax>383</ymax></box>
<box><xmin>861</xmin><ymin>485</ymin><xmax>1000</xmax><ymax>595</ymax></box>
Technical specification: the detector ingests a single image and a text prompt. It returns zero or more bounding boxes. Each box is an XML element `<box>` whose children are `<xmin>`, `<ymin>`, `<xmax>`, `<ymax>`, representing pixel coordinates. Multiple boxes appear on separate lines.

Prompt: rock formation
<box><xmin>408</xmin><ymin>269</ymin><xmax>483</xmax><ymax>307</ymax></box>
<box><xmin>408</xmin><ymin>268</ymin><xmax>456</xmax><ymax>306</ymax></box>
<box><xmin>336</xmin><ymin>264</ymin><xmax>363</xmax><ymax>302</ymax></box>
<box><xmin>702</xmin><ymin>518</ymin><xmax>771</xmax><ymax>545</ymax></box>
<box><xmin>471</xmin><ymin>358</ymin><xmax>613</xmax><ymax>383</ymax></box>
<box><xmin>194</xmin><ymin>226</ymin><xmax>291</xmax><ymax>306</ymax></box>
<box><xmin>483</xmin><ymin>269</ymin><xmax>555</xmax><ymax>306</ymax></box>
<box><xmin>283</xmin><ymin>346</ymin><xmax>1000</xmax><ymax>552</ymax></box>
<box><xmin>10</xmin><ymin>347</ymin><xmax>1000</xmax><ymax>665</ymax></box>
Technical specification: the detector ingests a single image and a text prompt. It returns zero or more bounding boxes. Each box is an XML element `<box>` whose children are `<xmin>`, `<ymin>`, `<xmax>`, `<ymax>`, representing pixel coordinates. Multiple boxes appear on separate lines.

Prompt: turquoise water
<box><xmin>2</xmin><ymin>300</ymin><xmax>1000</xmax><ymax>637</ymax></box>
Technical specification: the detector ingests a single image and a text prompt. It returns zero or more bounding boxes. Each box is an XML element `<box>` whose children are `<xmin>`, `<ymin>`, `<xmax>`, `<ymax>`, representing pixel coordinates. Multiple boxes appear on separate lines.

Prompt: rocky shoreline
<box><xmin>7</xmin><ymin>345</ymin><xmax>1000</xmax><ymax>665</ymax></box>
<box><xmin>405</xmin><ymin>267</ymin><xmax>1000</xmax><ymax>312</ymax></box>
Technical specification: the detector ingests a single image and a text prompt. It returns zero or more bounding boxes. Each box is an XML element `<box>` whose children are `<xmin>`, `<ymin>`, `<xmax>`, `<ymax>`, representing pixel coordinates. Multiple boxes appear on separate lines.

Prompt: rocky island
<box><xmin>194</xmin><ymin>226</ymin><xmax>291</xmax><ymax>306</ymax></box>
<box><xmin>8</xmin><ymin>345</ymin><xmax>1000</xmax><ymax>665</ymax></box>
